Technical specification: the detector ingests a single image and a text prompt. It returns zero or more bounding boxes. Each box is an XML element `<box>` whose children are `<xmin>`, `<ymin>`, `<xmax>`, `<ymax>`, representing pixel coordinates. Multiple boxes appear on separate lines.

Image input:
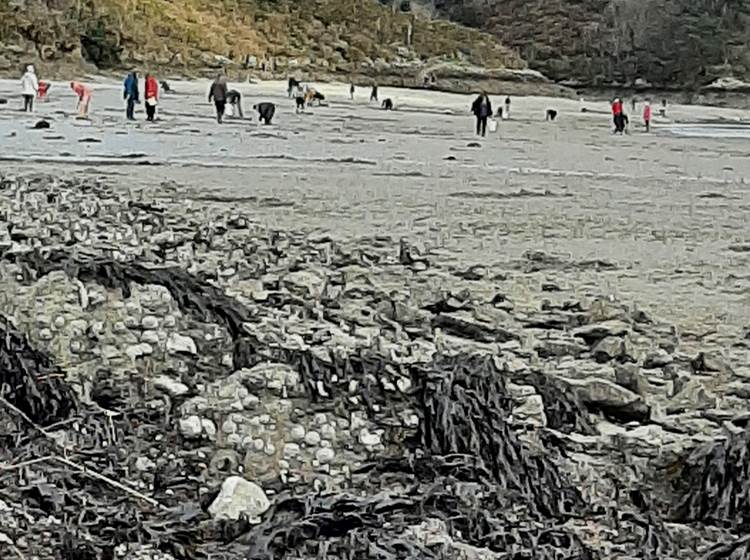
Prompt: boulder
<box><xmin>166</xmin><ymin>333</ymin><xmax>197</xmax><ymax>355</ymax></box>
<box><xmin>208</xmin><ymin>476</ymin><xmax>270</xmax><ymax>522</ymax></box>
<box><xmin>592</xmin><ymin>336</ymin><xmax>626</xmax><ymax>362</ymax></box>
<box><xmin>566</xmin><ymin>377</ymin><xmax>650</xmax><ymax>423</ymax></box>
<box><xmin>153</xmin><ymin>375</ymin><xmax>189</xmax><ymax>397</ymax></box>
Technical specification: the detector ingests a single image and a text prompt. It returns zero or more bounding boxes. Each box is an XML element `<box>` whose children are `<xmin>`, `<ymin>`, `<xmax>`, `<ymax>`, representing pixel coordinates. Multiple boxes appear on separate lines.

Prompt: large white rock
<box><xmin>179</xmin><ymin>415</ymin><xmax>202</xmax><ymax>438</ymax></box>
<box><xmin>208</xmin><ymin>476</ymin><xmax>270</xmax><ymax>522</ymax></box>
<box><xmin>153</xmin><ymin>375</ymin><xmax>189</xmax><ymax>397</ymax></box>
<box><xmin>167</xmin><ymin>333</ymin><xmax>197</xmax><ymax>355</ymax></box>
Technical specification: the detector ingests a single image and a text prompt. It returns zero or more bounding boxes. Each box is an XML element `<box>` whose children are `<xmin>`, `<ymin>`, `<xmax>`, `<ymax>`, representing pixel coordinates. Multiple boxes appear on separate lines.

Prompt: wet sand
<box><xmin>1</xmin><ymin>78</ymin><xmax>749</xmax><ymax>337</ymax></box>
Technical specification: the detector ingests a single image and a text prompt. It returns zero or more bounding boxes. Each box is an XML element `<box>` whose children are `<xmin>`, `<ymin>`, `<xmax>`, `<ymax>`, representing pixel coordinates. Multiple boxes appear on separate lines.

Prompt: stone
<box><xmin>222</xmin><ymin>420</ymin><xmax>238</xmax><ymax>434</ymax></box>
<box><xmin>315</xmin><ymin>447</ymin><xmax>335</xmax><ymax>464</ymax></box>
<box><xmin>566</xmin><ymin>377</ymin><xmax>650</xmax><ymax>423</ymax></box>
<box><xmin>692</xmin><ymin>351</ymin><xmax>733</xmax><ymax>374</ymax></box>
<box><xmin>358</xmin><ymin>428</ymin><xmax>382</xmax><ymax>447</ymax></box>
<box><xmin>283</xmin><ymin>269</ymin><xmax>327</xmax><ymax>298</ymax></box>
<box><xmin>179</xmin><ymin>415</ymin><xmax>202</xmax><ymax>438</ymax></box>
<box><xmin>126</xmin><ymin>343</ymin><xmax>153</xmax><ymax>360</ymax></box>
<box><xmin>572</xmin><ymin>320</ymin><xmax>630</xmax><ymax>344</ymax></box>
<box><xmin>614</xmin><ymin>363</ymin><xmax>645</xmax><ymax>395</ymax></box>
<box><xmin>201</xmin><ymin>419</ymin><xmax>217</xmax><ymax>439</ymax></box>
<box><xmin>208</xmin><ymin>476</ymin><xmax>270</xmax><ymax>522</ymax></box>
<box><xmin>141</xmin><ymin>315</ymin><xmax>159</xmax><ymax>330</ymax></box>
<box><xmin>153</xmin><ymin>375</ymin><xmax>189</xmax><ymax>397</ymax></box>
<box><xmin>167</xmin><ymin>333</ymin><xmax>198</xmax><ymax>355</ymax></box>
<box><xmin>304</xmin><ymin>430</ymin><xmax>321</xmax><ymax>446</ymax></box>
<box><xmin>141</xmin><ymin>330</ymin><xmax>161</xmax><ymax>344</ymax></box>
<box><xmin>512</xmin><ymin>395</ymin><xmax>547</xmax><ymax>427</ymax></box>
<box><xmin>135</xmin><ymin>456</ymin><xmax>156</xmax><ymax>472</ymax></box>
<box><xmin>39</xmin><ymin>328</ymin><xmax>53</xmax><ymax>341</ymax></box>
<box><xmin>289</xmin><ymin>424</ymin><xmax>306</xmax><ymax>441</ymax></box>
<box><xmin>643</xmin><ymin>349</ymin><xmax>673</xmax><ymax>369</ymax></box>
<box><xmin>284</xmin><ymin>443</ymin><xmax>301</xmax><ymax>458</ymax></box>
<box><xmin>592</xmin><ymin>336</ymin><xmax>625</xmax><ymax>362</ymax></box>
<box><xmin>533</xmin><ymin>336</ymin><xmax>588</xmax><ymax>358</ymax></box>
<box><xmin>668</xmin><ymin>378</ymin><xmax>716</xmax><ymax>414</ymax></box>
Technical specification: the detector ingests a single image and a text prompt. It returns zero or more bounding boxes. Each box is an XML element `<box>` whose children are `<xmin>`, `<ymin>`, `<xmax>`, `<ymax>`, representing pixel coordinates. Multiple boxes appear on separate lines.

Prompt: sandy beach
<box><xmin>2</xmin><ymin>78</ymin><xmax>750</xmax><ymax>559</ymax></box>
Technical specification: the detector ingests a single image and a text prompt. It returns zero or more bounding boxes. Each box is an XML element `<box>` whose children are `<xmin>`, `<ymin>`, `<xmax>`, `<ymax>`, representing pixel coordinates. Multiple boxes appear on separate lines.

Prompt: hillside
<box><xmin>0</xmin><ymin>0</ymin><xmax>527</xmax><ymax>84</ymax></box>
<box><xmin>428</xmin><ymin>0</ymin><xmax>750</xmax><ymax>89</ymax></box>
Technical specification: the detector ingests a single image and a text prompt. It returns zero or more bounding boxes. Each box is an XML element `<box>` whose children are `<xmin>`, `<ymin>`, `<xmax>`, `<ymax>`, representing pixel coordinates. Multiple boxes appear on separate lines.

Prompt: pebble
<box><xmin>222</xmin><ymin>420</ymin><xmax>238</xmax><ymax>434</ymax></box>
<box><xmin>141</xmin><ymin>315</ymin><xmax>159</xmax><ymax>330</ymax></box>
<box><xmin>315</xmin><ymin>447</ymin><xmax>335</xmax><ymax>464</ymax></box>
<box><xmin>153</xmin><ymin>375</ymin><xmax>189</xmax><ymax>397</ymax></box>
<box><xmin>167</xmin><ymin>333</ymin><xmax>198</xmax><ymax>355</ymax></box>
<box><xmin>283</xmin><ymin>443</ymin><xmax>301</xmax><ymax>458</ymax></box>
<box><xmin>39</xmin><ymin>328</ymin><xmax>53</xmax><ymax>341</ymax></box>
<box><xmin>179</xmin><ymin>415</ymin><xmax>202</xmax><ymax>438</ymax></box>
<box><xmin>359</xmin><ymin>428</ymin><xmax>382</xmax><ymax>447</ymax></box>
<box><xmin>135</xmin><ymin>456</ymin><xmax>156</xmax><ymax>472</ymax></box>
<box><xmin>141</xmin><ymin>330</ymin><xmax>161</xmax><ymax>344</ymax></box>
<box><xmin>253</xmin><ymin>438</ymin><xmax>265</xmax><ymax>451</ymax></box>
<box><xmin>304</xmin><ymin>430</ymin><xmax>321</xmax><ymax>446</ymax></box>
<box><xmin>242</xmin><ymin>395</ymin><xmax>260</xmax><ymax>409</ymax></box>
<box><xmin>53</xmin><ymin>316</ymin><xmax>66</xmax><ymax>329</ymax></box>
<box><xmin>321</xmin><ymin>423</ymin><xmax>337</xmax><ymax>441</ymax></box>
<box><xmin>126</xmin><ymin>343</ymin><xmax>153</xmax><ymax>360</ymax></box>
<box><xmin>201</xmin><ymin>419</ymin><xmax>217</xmax><ymax>439</ymax></box>
<box><xmin>289</xmin><ymin>424</ymin><xmax>306</xmax><ymax>441</ymax></box>
<box><xmin>208</xmin><ymin>476</ymin><xmax>270</xmax><ymax>522</ymax></box>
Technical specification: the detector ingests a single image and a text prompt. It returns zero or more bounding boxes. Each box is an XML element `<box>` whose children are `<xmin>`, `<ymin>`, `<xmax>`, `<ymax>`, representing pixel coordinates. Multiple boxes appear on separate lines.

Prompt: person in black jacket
<box><xmin>471</xmin><ymin>93</ymin><xmax>492</xmax><ymax>137</ymax></box>
<box><xmin>254</xmin><ymin>102</ymin><xmax>276</xmax><ymax>125</ymax></box>
<box><xmin>208</xmin><ymin>74</ymin><xmax>228</xmax><ymax>123</ymax></box>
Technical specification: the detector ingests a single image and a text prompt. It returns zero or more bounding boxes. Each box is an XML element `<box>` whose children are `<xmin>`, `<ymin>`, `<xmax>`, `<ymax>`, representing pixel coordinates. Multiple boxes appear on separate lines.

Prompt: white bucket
<box><xmin>488</xmin><ymin>119</ymin><xmax>498</xmax><ymax>133</ymax></box>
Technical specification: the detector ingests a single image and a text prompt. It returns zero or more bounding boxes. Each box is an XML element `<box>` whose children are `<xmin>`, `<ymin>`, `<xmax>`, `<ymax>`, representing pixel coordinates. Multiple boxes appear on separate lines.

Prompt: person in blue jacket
<box><xmin>124</xmin><ymin>71</ymin><xmax>140</xmax><ymax>120</ymax></box>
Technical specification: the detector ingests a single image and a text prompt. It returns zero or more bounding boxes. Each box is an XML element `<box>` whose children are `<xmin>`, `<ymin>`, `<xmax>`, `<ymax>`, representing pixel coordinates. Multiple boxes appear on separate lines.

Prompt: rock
<box><xmin>283</xmin><ymin>269</ymin><xmax>326</xmax><ymax>298</ymax></box>
<box><xmin>533</xmin><ymin>335</ymin><xmax>588</xmax><ymax>358</ymax></box>
<box><xmin>304</xmin><ymin>430</ymin><xmax>321</xmax><ymax>446</ymax></box>
<box><xmin>289</xmin><ymin>424</ymin><xmax>306</xmax><ymax>442</ymax></box>
<box><xmin>141</xmin><ymin>330</ymin><xmax>160</xmax><ymax>344</ymax></box>
<box><xmin>668</xmin><ymin>378</ymin><xmax>716</xmax><ymax>414</ymax></box>
<box><xmin>141</xmin><ymin>315</ymin><xmax>159</xmax><ymax>330</ymax></box>
<box><xmin>153</xmin><ymin>375</ymin><xmax>189</xmax><ymax>397</ymax></box>
<box><xmin>135</xmin><ymin>456</ymin><xmax>156</xmax><ymax>472</ymax></box>
<box><xmin>126</xmin><ymin>343</ymin><xmax>153</xmax><ymax>360</ymax></box>
<box><xmin>643</xmin><ymin>349</ymin><xmax>673</xmax><ymax>369</ymax></box>
<box><xmin>358</xmin><ymin>428</ymin><xmax>382</xmax><ymax>447</ymax></box>
<box><xmin>202</xmin><ymin>418</ymin><xmax>217</xmax><ymax>439</ymax></box>
<box><xmin>614</xmin><ymin>363</ymin><xmax>645</xmax><ymax>395</ymax></box>
<box><xmin>512</xmin><ymin>395</ymin><xmax>547</xmax><ymax>427</ymax></box>
<box><xmin>592</xmin><ymin>336</ymin><xmax>625</xmax><ymax>362</ymax></box>
<box><xmin>315</xmin><ymin>447</ymin><xmax>335</xmax><ymax>464</ymax></box>
<box><xmin>572</xmin><ymin>320</ymin><xmax>630</xmax><ymax>344</ymax></box>
<box><xmin>566</xmin><ymin>377</ymin><xmax>650</xmax><ymax>423</ymax></box>
<box><xmin>208</xmin><ymin>476</ymin><xmax>270</xmax><ymax>522</ymax></box>
<box><xmin>167</xmin><ymin>333</ymin><xmax>197</xmax><ymax>355</ymax></box>
<box><xmin>691</xmin><ymin>351</ymin><xmax>733</xmax><ymax>374</ymax></box>
<box><xmin>179</xmin><ymin>415</ymin><xmax>203</xmax><ymax>438</ymax></box>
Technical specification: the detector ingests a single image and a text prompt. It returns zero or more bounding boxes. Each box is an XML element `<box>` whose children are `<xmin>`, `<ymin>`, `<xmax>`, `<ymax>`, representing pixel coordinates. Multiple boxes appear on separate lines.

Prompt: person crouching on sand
<box><xmin>70</xmin><ymin>81</ymin><xmax>92</xmax><ymax>118</ymax></box>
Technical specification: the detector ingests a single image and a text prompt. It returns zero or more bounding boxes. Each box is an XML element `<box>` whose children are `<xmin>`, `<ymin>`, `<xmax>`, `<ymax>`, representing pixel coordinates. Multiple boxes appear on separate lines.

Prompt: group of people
<box><xmin>471</xmin><ymin>94</ymin><xmax>513</xmax><ymax>136</ymax></box>
<box><xmin>123</xmin><ymin>71</ymin><xmax>160</xmax><ymax>121</ymax></box>
<box><xmin>612</xmin><ymin>98</ymin><xmax>654</xmax><ymax>134</ymax></box>
<box><xmin>20</xmin><ymin>65</ymin><xmax>50</xmax><ymax>112</ymax></box>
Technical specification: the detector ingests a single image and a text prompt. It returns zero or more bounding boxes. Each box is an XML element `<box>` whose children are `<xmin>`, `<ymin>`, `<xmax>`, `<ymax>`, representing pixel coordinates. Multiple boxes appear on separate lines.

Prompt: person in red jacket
<box><xmin>643</xmin><ymin>100</ymin><xmax>652</xmax><ymax>132</ymax></box>
<box><xmin>144</xmin><ymin>74</ymin><xmax>159</xmax><ymax>121</ymax></box>
<box><xmin>612</xmin><ymin>98</ymin><xmax>625</xmax><ymax>134</ymax></box>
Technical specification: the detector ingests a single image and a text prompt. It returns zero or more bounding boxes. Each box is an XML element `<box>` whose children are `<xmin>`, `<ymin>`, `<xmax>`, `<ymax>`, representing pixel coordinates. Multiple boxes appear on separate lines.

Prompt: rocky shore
<box><xmin>1</xmin><ymin>172</ymin><xmax>749</xmax><ymax>559</ymax></box>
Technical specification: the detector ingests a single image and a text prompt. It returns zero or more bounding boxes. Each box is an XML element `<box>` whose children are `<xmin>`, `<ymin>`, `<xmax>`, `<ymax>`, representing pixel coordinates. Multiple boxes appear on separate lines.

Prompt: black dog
<box><xmin>295</xmin><ymin>96</ymin><xmax>305</xmax><ymax>112</ymax></box>
<box><xmin>160</xmin><ymin>81</ymin><xmax>172</xmax><ymax>93</ymax></box>
<box><xmin>381</xmin><ymin>98</ymin><xmax>393</xmax><ymax>110</ymax></box>
<box><xmin>254</xmin><ymin>102</ymin><xmax>276</xmax><ymax>125</ymax></box>
<box><xmin>546</xmin><ymin>109</ymin><xmax>558</xmax><ymax>121</ymax></box>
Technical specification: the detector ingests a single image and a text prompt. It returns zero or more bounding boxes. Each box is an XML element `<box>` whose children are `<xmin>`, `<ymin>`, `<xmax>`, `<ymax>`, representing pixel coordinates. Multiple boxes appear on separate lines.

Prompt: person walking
<box><xmin>471</xmin><ymin>92</ymin><xmax>493</xmax><ymax>137</ymax></box>
<box><xmin>70</xmin><ymin>82</ymin><xmax>92</xmax><ymax>118</ymax></box>
<box><xmin>144</xmin><ymin>73</ymin><xmax>159</xmax><ymax>121</ymax></box>
<box><xmin>504</xmin><ymin>96</ymin><xmax>511</xmax><ymax>119</ymax></box>
<box><xmin>643</xmin><ymin>100</ymin><xmax>652</xmax><ymax>132</ymax></box>
<box><xmin>349</xmin><ymin>83</ymin><xmax>355</xmax><ymax>100</ymax></box>
<box><xmin>123</xmin><ymin>71</ymin><xmax>139</xmax><ymax>120</ymax></box>
<box><xmin>370</xmin><ymin>84</ymin><xmax>378</xmax><ymax>103</ymax></box>
<box><xmin>20</xmin><ymin>65</ymin><xmax>39</xmax><ymax>112</ymax></box>
<box><xmin>208</xmin><ymin>74</ymin><xmax>229</xmax><ymax>123</ymax></box>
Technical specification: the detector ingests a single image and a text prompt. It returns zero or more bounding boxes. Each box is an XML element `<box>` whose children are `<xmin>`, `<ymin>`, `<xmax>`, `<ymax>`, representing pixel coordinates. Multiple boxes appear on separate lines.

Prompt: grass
<box><xmin>0</xmin><ymin>0</ymin><xmax>524</xmax><ymax>74</ymax></box>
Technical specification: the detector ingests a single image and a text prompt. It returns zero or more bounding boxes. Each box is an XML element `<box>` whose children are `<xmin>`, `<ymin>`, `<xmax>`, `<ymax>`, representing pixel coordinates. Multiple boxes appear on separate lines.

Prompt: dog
<box><xmin>160</xmin><ymin>81</ymin><xmax>172</xmax><ymax>93</ymax></box>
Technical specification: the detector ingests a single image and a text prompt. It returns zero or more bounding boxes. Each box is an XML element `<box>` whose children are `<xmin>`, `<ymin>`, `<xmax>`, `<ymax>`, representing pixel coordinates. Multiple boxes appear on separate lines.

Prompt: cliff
<box><xmin>428</xmin><ymin>0</ymin><xmax>750</xmax><ymax>89</ymax></box>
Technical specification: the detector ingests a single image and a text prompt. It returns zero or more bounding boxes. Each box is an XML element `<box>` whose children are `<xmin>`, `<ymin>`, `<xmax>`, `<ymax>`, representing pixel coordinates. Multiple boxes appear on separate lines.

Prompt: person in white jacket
<box><xmin>21</xmin><ymin>65</ymin><xmax>39</xmax><ymax>112</ymax></box>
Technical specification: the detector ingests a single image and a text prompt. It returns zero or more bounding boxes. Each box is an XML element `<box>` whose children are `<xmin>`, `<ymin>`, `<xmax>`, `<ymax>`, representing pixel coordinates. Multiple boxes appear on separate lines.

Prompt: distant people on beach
<box><xmin>304</xmin><ymin>88</ymin><xmax>326</xmax><ymax>106</ymax></box>
<box><xmin>350</xmin><ymin>83</ymin><xmax>355</xmax><ymax>100</ymax></box>
<box><xmin>254</xmin><ymin>102</ymin><xmax>276</xmax><ymax>125</ymax></box>
<box><xmin>370</xmin><ymin>85</ymin><xmax>378</xmax><ymax>102</ymax></box>
<box><xmin>546</xmin><ymin>109</ymin><xmax>558</xmax><ymax>121</ymax></box>
<box><xmin>38</xmin><ymin>80</ymin><xmax>50</xmax><ymax>101</ymax></box>
<box><xmin>287</xmin><ymin>77</ymin><xmax>301</xmax><ymax>97</ymax></box>
<box><xmin>643</xmin><ymin>100</ymin><xmax>652</xmax><ymax>132</ymax></box>
<box><xmin>660</xmin><ymin>98</ymin><xmax>667</xmax><ymax>117</ymax></box>
<box><xmin>124</xmin><ymin>71</ymin><xmax>140</xmax><ymax>120</ymax></box>
<box><xmin>20</xmin><ymin>65</ymin><xmax>38</xmax><ymax>112</ymax></box>
<box><xmin>382</xmin><ymin>98</ymin><xmax>393</xmax><ymax>110</ymax></box>
<box><xmin>631</xmin><ymin>98</ymin><xmax>637</xmax><ymax>112</ymax></box>
<box><xmin>471</xmin><ymin>92</ymin><xmax>492</xmax><ymax>137</ymax></box>
<box><xmin>295</xmin><ymin>95</ymin><xmax>305</xmax><ymax>112</ymax></box>
<box><xmin>144</xmin><ymin>73</ymin><xmax>159</xmax><ymax>121</ymax></box>
<box><xmin>504</xmin><ymin>96</ymin><xmax>511</xmax><ymax>119</ymax></box>
<box><xmin>226</xmin><ymin>90</ymin><xmax>244</xmax><ymax>118</ymax></box>
<box><xmin>208</xmin><ymin>74</ymin><xmax>229</xmax><ymax>123</ymax></box>
<box><xmin>70</xmin><ymin>82</ymin><xmax>92</xmax><ymax>118</ymax></box>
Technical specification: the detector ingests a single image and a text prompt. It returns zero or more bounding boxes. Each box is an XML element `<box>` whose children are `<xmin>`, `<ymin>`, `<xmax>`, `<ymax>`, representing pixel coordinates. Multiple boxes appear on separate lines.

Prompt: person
<box><xmin>612</xmin><ymin>98</ymin><xmax>624</xmax><ymax>134</ymax></box>
<box><xmin>253</xmin><ymin>102</ymin><xmax>275</xmax><ymax>125</ymax></box>
<box><xmin>144</xmin><ymin>73</ymin><xmax>159</xmax><ymax>121</ymax></box>
<box><xmin>504</xmin><ymin>96</ymin><xmax>511</xmax><ymax>119</ymax></box>
<box><xmin>123</xmin><ymin>71</ymin><xmax>139</xmax><ymax>120</ymax></box>
<box><xmin>382</xmin><ymin>98</ymin><xmax>393</xmax><ymax>110</ymax></box>
<box><xmin>643</xmin><ymin>100</ymin><xmax>652</xmax><ymax>132</ymax></box>
<box><xmin>546</xmin><ymin>109</ymin><xmax>558</xmax><ymax>121</ymax></box>
<box><xmin>208</xmin><ymin>74</ymin><xmax>228</xmax><ymax>123</ymax></box>
<box><xmin>160</xmin><ymin>80</ymin><xmax>172</xmax><ymax>93</ymax></box>
<box><xmin>660</xmin><ymin>98</ymin><xmax>667</xmax><ymax>117</ymax></box>
<box><xmin>349</xmin><ymin>83</ymin><xmax>355</xmax><ymax>100</ymax></box>
<box><xmin>37</xmin><ymin>80</ymin><xmax>50</xmax><ymax>101</ymax></box>
<box><xmin>226</xmin><ymin>89</ymin><xmax>244</xmax><ymax>118</ymax></box>
<box><xmin>631</xmin><ymin>98</ymin><xmax>637</xmax><ymax>112</ymax></box>
<box><xmin>370</xmin><ymin>84</ymin><xmax>378</xmax><ymax>102</ymax></box>
<box><xmin>471</xmin><ymin>92</ymin><xmax>492</xmax><ymax>137</ymax></box>
<box><xmin>295</xmin><ymin>95</ymin><xmax>305</xmax><ymax>112</ymax></box>
<box><xmin>70</xmin><ymin>82</ymin><xmax>92</xmax><ymax>118</ymax></box>
<box><xmin>20</xmin><ymin>65</ymin><xmax>39</xmax><ymax>112</ymax></box>
<box><xmin>287</xmin><ymin>77</ymin><xmax>300</xmax><ymax>97</ymax></box>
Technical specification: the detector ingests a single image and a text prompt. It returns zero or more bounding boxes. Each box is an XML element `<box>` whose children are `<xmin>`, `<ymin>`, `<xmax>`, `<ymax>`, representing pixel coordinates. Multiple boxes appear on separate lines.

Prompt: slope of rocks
<box><xmin>1</xmin><ymin>173</ymin><xmax>749</xmax><ymax>559</ymax></box>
